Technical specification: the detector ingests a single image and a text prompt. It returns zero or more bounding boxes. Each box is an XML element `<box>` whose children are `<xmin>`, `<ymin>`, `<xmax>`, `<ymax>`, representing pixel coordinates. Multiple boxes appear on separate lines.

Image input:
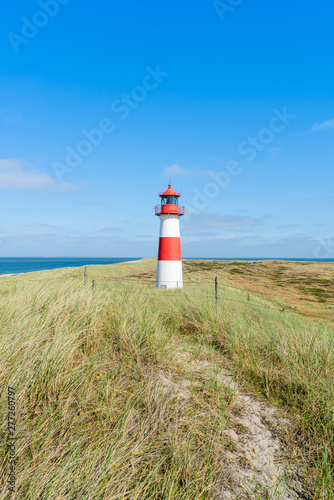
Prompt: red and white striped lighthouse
<box><xmin>155</xmin><ymin>183</ymin><xmax>185</xmax><ymax>289</ymax></box>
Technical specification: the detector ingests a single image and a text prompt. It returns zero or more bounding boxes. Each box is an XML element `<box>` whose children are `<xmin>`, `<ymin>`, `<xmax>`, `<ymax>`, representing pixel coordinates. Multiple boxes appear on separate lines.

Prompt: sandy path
<box><xmin>156</xmin><ymin>361</ymin><xmax>303</xmax><ymax>498</ymax></box>
<box><xmin>215</xmin><ymin>371</ymin><xmax>302</xmax><ymax>499</ymax></box>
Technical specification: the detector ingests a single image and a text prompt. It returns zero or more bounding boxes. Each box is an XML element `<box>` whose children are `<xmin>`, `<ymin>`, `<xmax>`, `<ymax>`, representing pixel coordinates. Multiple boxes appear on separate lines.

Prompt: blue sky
<box><xmin>0</xmin><ymin>0</ymin><xmax>333</xmax><ymax>258</ymax></box>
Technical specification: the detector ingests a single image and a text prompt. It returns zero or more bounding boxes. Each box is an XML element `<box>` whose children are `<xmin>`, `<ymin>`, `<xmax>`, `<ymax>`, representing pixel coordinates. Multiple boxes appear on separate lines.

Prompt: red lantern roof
<box><xmin>159</xmin><ymin>183</ymin><xmax>181</xmax><ymax>198</ymax></box>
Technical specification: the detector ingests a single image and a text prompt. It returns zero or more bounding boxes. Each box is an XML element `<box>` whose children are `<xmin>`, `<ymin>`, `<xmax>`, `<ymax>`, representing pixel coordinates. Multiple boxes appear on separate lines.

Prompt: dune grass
<box><xmin>0</xmin><ymin>264</ymin><xmax>333</xmax><ymax>498</ymax></box>
<box><xmin>171</xmin><ymin>287</ymin><xmax>334</xmax><ymax>497</ymax></box>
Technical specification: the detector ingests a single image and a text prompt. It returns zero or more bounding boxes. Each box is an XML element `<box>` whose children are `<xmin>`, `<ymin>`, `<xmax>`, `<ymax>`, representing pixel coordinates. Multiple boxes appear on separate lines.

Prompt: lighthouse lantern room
<box><xmin>155</xmin><ymin>183</ymin><xmax>185</xmax><ymax>289</ymax></box>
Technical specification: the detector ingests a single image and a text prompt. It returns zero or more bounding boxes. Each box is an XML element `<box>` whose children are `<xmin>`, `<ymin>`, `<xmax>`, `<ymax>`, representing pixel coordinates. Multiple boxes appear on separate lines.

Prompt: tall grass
<box><xmin>0</xmin><ymin>276</ymin><xmax>333</xmax><ymax>498</ymax></box>
<box><xmin>0</xmin><ymin>281</ymin><xmax>231</xmax><ymax>499</ymax></box>
<box><xmin>169</xmin><ymin>286</ymin><xmax>334</xmax><ymax>498</ymax></box>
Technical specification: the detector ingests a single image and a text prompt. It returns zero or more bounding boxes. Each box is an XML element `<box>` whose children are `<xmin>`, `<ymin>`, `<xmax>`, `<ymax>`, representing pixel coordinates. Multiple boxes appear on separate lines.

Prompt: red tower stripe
<box><xmin>158</xmin><ymin>237</ymin><xmax>181</xmax><ymax>261</ymax></box>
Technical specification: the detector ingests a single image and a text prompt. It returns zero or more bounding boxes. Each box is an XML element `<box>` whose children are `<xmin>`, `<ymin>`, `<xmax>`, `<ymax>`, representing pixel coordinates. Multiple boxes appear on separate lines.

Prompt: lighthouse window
<box><xmin>163</xmin><ymin>196</ymin><xmax>178</xmax><ymax>205</ymax></box>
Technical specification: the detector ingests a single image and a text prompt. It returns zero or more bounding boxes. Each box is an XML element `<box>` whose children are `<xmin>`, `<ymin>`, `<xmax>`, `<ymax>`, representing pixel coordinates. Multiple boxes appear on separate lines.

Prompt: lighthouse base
<box><xmin>156</xmin><ymin>260</ymin><xmax>183</xmax><ymax>289</ymax></box>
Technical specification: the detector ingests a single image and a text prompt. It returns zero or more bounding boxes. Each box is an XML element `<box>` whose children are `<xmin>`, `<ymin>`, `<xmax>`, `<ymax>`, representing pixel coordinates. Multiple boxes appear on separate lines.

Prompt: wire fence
<box><xmin>0</xmin><ymin>270</ymin><xmax>289</xmax><ymax>315</ymax></box>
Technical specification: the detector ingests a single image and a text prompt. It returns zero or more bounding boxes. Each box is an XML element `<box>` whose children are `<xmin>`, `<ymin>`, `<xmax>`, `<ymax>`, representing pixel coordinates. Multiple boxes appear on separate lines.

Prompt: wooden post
<box><xmin>92</xmin><ymin>280</ymin><xmax>96</xmax><ymax>294</ymax></box>
<box><xmin>215</xmin><ymin>277</ymin><xmax>219</xmax><ymax>308</ymax></box>
<box><xmin>84</xmin><ymin>266</ymin><xmax>88</xmax><ymax>284</ymax></box>
<box><xmin>248</xmin><ymin>293</ymin><xmax>250</xmax><ymax>301</ymax></box>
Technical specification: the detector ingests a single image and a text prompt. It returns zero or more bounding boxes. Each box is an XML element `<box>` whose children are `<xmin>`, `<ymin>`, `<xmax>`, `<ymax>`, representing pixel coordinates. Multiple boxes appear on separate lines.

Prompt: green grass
<box><xmin>0</xmin><ymin>263</ymin><xmax>333</xmax><ymax>498</ymax></box>
<box><xmin>229</xmin><ymin>268</ymin><xmax>244</xmax><ymax>275</ymax></box>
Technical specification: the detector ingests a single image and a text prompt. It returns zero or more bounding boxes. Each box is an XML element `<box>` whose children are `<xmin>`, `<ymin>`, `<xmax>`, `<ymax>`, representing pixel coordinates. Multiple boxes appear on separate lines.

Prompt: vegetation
<box><xmin>0</xmin><ymin>259</ymin><xmax>333</xmax><ymax>498</ymax></box>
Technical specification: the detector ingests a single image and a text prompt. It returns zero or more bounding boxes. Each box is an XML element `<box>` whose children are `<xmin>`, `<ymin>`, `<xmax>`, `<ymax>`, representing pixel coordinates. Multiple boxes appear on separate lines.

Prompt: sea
<box><xmin>0</xmin><ymin>257</ymin><xmax>333</xmax><ymax>275</ymax></box>
<box><xmin>0</xmin><ymin>258</ymin><xmax>141</xmax><ymax>275</ymax></box>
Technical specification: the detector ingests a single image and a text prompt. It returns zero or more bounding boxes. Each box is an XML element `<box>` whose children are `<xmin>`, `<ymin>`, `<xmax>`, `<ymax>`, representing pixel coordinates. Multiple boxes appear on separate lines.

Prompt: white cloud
<box><xmin>277</xmin><ymin>224</ymin><xmax>301</xmax><ymax>229</ymax></box>
<box><xmin>164</xmin><ymin>164</ymin><xmax>190</xmax><ymax>177</ymax></box>
<box><xmin>0</xmin><ymin>159</ymin><xmax>77</xmax><ymax>191</ymax></box>
<box><xmin>0</xmin><ymin>232</ymin><xmax>55</xmax><ymax>243</ymax></box>
<box><xmin>185</xmin><ymin>213</ymin><xmax>261</xmax><ymax>233</ymax></box>
<box><xmin>303</xmin><ymin>195</ymin><xmax>334</xmax><ymax>202</ymax></box>
<box><xmin>0</xmin><ymin>159</ymin><xmax>21</xmax><ymax>172</ymax></box>
<box><xmin>311</xmin><ymin>119</ymin><xmax>334</xmax><ymax>131</ymax></box>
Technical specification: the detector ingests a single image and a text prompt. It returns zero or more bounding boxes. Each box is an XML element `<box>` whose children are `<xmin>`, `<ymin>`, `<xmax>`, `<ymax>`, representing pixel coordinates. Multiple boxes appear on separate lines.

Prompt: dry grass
<box><xmin>0</xmin><ymin>280</ymin><xmax>232</xmax><ymax>498</ymax></box>
<box><xmin>4</xmin><ymin>257</ymin><xmax>333</xmax><ymax>321</ymax></box>
<box><xmin>182</xmin><ymin>259</ymin><xmax>334</xmax><ymax>323</ymax></box>
<box><xmin>0</xmin><ymin>259</ymin><xmax>333</xmax><ymax>498</ymax></box>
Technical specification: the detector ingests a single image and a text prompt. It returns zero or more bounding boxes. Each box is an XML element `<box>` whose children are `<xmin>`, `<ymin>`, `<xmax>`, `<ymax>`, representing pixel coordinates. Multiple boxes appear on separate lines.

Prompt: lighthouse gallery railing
<box><xmin>155</xmin><ymin>205</ymin><xmax>185</xmax><ymax>216</ymax></box>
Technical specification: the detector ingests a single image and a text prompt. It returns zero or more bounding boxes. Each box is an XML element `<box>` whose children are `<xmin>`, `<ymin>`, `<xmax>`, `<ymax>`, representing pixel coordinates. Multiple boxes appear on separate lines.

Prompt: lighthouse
<box><xmin>155</xmin><ymin>183</ymin><xmax>185</xmax><ymax>289</ymax></box>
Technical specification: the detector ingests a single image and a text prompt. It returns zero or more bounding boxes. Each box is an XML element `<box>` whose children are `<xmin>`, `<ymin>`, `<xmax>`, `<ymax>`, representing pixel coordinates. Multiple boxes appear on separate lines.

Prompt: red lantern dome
<box><xmin>155</xmin><ymin>183</ymin><xmax>185</xmax><ymax>216</ymax></box>
<box><xmin>159</xmin><ymin>183</ymin><xmax>181</xmax><ymax>198</ymax></box>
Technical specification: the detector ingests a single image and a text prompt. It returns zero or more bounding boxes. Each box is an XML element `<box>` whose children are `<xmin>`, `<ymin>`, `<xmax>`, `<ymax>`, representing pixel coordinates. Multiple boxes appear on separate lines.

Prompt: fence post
<box><xmin>248</xmin><ymin>293</ymin><xmax>250</xmax><ymax>301</ymax></box>
<box><xmin>215</xmin><ymin>277</ymin><xmax>219</xmax><ymax>308</ymax></box>
<box><xmin>92</xmin><ymin>280</ymin><xmax>96</xmax><ymax>294</ymax></box>
<box><xmin>84</xmin><ymin>266</ymin><xmax>88</xmax><ymax>284</ymax></box>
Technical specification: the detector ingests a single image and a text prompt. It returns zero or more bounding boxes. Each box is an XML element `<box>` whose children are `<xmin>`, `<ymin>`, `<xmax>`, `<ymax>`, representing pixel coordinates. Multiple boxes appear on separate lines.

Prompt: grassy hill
<box><xmin>0</xmin><ymin>259</ymin><xmax>333</xmax><ymax>498</ymax></box>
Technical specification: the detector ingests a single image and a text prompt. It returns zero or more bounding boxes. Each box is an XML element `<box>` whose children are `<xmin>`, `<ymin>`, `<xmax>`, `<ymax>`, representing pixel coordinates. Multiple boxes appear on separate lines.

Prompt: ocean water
<box><xmin>0</xmin><ymin>258</ymin><xmax>141</xmax><ymax>275</ymax></box>
<box><xmin>0</xmin><ymin>257</ymin><xmax>333</xmax><ymax>275</ymax></box>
